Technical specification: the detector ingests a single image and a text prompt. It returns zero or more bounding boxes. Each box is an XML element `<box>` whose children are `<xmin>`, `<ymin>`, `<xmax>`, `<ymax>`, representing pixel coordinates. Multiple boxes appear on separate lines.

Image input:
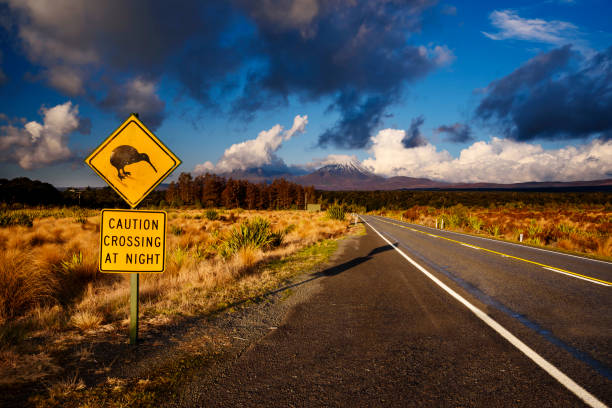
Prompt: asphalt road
<box><xmin>180</xmin><ymin>217</ymin><xmax>611</xmax><ymax>407</ymax></box>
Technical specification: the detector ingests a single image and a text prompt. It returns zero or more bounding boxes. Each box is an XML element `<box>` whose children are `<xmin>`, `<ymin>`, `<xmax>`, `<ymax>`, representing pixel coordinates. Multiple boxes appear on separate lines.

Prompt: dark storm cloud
<box><xmin>402</xmin><ymin>115</ymin><xmax>428</xmax><ymax>148</ymax></box>
<box><xmin>318</xmin><ymin>92</ymin><xmax>390</xmax><ymax>149</ymax></box>
<box><xmin>100</xmin><ymin>77</ymin><xmax>166</xmax><ymax>129</ymax></box>
<box><xmin>476</xmin><ymin>44</ymin><xmax>612</xmax><ymax>141</ymax></box>
<box><xmin>4</xmin><ymin>0</ymin><xmax>237</xmax><ymax>128</ymax></box>
<box><xmin>4</xmin><ymin>0</ymin><xmax>449</xmax><ymax>141</ymax></box>
<box><xmin>435</xmin><ymin>122</ymin><xmax>473</xmax><ymax>143</ymax></box>
<box><xmin>237</xmin><ymin>0</ymin><xmax>444</xmax><ymax>148</ymax></box>
<box><xmin>0</xmin><ymin>49</ymin><xmax>6</xmax><ymax>86</ymax></box>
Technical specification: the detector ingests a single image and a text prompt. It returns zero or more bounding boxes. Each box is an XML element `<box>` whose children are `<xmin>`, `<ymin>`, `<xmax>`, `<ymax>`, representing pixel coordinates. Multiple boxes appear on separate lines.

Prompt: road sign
<box><xmin>85</xmin><ymin>114</ymin><xmax>181</xmax><ymax>208</ymax></box>
<box><xmin>99</xmin><ymin>209</ymin><xmax>166</xmax><ymax>273</ymax></box>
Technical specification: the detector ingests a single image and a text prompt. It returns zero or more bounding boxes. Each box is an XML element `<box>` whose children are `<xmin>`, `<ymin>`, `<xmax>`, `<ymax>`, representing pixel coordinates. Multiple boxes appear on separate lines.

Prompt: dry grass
<box><xmin>46</xmin><ymin>372</ymin><xmax>86</xmax><ymax>400</ymax></box>
<box><xmin>70</xmin><ymin>310</ymin><xmax>104</xmax><ymax>331</ymax></box>
<box><xmin>0</xmin><ymin>209</ymin><xmax>348</xmax><ymax>388</ymax></box>
<box><xmin>381</xmin><ymin>204</ymin><xmax>612</xmax><ymax>257</ymax></box>
<box><xmin>0</xmin><ymin>250</ymin><xmax>56</xmax><ymax>322</ymax></box>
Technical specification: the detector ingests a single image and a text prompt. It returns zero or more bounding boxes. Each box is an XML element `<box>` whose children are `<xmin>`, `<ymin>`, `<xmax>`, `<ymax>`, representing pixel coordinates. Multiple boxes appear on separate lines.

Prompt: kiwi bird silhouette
<box><xmin>110</xmin><ymin>145</ymin><xmax>157</xmax><ymax>180</ymax></box>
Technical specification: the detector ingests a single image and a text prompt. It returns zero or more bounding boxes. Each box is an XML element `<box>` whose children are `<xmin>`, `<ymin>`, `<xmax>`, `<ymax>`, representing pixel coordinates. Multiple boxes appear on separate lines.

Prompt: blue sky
<box><xmin>0</xmin><ymin>0</ymin><xmax>611</xmax><ymax>186</ymax></box>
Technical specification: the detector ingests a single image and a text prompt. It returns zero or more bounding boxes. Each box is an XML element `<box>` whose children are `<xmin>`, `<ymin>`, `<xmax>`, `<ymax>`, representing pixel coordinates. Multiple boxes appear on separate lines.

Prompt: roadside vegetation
<box><xmin>375</xmin><ymin>203</ymin><xmax>612</xmax><ymax>258</ymax></box>
<box><xmin>0</xmin><ymin>207</ymin><xmax>349</xmax><ymax>397</ymax></box>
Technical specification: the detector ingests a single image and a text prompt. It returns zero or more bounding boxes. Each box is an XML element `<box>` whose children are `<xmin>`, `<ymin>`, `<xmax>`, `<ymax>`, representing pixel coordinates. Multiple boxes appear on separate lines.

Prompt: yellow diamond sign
<box><xmin>85</xmin><ymin>114</ymin><xmax>181</xmax><ymax>207</ymax></box>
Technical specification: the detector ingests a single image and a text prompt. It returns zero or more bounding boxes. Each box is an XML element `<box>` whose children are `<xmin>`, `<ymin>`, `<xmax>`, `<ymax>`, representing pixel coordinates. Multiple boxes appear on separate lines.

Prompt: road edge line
<box><xmin>361</xmin><ymin>216</ymin><xmax>607</xmax><ymax>408</ymax></box>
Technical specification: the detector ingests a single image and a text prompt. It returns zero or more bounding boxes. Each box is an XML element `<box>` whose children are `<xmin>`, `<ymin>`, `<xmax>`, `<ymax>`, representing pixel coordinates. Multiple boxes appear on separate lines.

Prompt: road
<box><xmin>178</xmin><ymin>216</ymin><xmax>611</xmax><ymax>407</ymax></box>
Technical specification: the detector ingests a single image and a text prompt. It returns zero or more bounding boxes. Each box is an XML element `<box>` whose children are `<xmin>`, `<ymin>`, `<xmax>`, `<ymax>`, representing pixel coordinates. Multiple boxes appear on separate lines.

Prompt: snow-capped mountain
<box><xmin>294</xmin><ymin>157</ymin><xmax>383</xmax><ymax>190</ymax></box>
<box><xmin>312</xmin><ymin>157</ymin><xmax>375</xmax><ymax>178</ymax></box>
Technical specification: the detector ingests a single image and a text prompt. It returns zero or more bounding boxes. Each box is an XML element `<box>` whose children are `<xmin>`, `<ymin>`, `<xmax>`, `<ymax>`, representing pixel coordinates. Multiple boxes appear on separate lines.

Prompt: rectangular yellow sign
<box><xmin>99</xmin><ymin>209</ymin><xmax>166</xmax><ymax>273</ymax></box>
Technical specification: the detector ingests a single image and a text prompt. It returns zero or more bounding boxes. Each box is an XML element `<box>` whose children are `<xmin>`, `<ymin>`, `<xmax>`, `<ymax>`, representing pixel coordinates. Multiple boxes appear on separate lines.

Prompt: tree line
<box><xmin>164</xmin><ymin>173</ymin><xmax>316</xmax><ymax>209</ymax></box>
<box><xmin>320</xmin><ymin>189</ymin><xmax>612</xmax><ymax>211</ymax></box>
<box><xmin>3</xmin><ymin>176</ymin><xmax>611</xmax><ymax>211</ymax></box>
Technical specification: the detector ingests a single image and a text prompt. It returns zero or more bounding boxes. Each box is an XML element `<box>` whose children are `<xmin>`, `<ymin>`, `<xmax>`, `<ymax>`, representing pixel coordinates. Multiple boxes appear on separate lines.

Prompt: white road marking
<box><xmin>361</xmin><ymin>216</ymin><xmax>607</xmax><ymax>408</ymax></box>
<box><xmin>543</xmin><ymin>267</ymin><xmax>610</xmax><ymax>287</ymax></box>
<box><xmin>461</xmin><ymin>243</ymin><xmax>480</xmax><ymax>250</ymax></box>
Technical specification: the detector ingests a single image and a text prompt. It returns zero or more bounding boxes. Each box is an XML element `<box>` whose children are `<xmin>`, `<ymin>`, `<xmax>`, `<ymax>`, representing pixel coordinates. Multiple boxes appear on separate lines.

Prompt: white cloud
<box><xmin>431</xmin><ymin>45</ymin><xmax>456</xmax><ymax>66</ymax></box>
<box><xmin>363</xmin><ymin>128</ymin><xmax>612</xmax><ymax>183</ymax></box>
<box><xmin>195</xmin><ymin>115</ymin><xmax>308</xmax><ymax>174</ymax></box>
<box><xmin>0</xmin><ymin>101</ymin><xmax>81</xmax><ymax>169</ymax></box>
<box><xmin>418</xmin><ymin>44</ymin><xmax>456</xmax><ymax>67</ymax></box>
<box><xmin>363</xmin><ymin>129</ymin><xmax>452</xmax><ymax>178</ymax></box>
<box><xmin>194</xmin><ymin>161</ymin><xmax>215</xmax><ymax>174</ymax></box>
<box><xmin>482</xmin><ymin>10</ymin><xmax>578</xmax><ymax>45</ymax></box>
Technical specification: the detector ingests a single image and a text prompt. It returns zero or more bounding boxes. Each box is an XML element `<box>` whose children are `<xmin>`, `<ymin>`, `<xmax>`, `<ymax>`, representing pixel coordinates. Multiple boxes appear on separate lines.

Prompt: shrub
<box><xmin>326</xmin><ymin>204</ymin><xmax>345</xmax><ymax>221</ymax></box>
<box><xmin>402</xmin><ymin>207</ymin><xmax>419</xmax><ymax>221</ymax></box>
<box><xmin>0</xmin><ymin>212</ymin><xmax>34</xmax><ymax>227</ymax></box>
<box><xmin>74</xmin><ymin>211</ymin><xmax>87</xmax><ymax>224</ymax></box>
<box><xmin>205</xmin><ymin>209</ymin><xmax>219</xmax><ymax>220</ymax></box>
<box><xmin>468</xmin><ymin>216</ymin><xmax>483</xmax><ymax>232</ymax></box>
<box><xmin>488</xmin><ymin>224</ymin><xmax>501</xmax><ymax>237</ymax></box>
<box><xmin>220</xmin><ymin>217</ymin><xmax>283</xmax><ymax>258</ymax></box>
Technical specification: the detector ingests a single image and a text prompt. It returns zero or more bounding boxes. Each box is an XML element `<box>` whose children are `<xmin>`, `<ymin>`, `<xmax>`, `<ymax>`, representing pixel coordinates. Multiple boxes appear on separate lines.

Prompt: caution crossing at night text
<box><xmin>99</xmin><ymin>209</ymin><xmax>166</xmax><ymax>273</ymax></box>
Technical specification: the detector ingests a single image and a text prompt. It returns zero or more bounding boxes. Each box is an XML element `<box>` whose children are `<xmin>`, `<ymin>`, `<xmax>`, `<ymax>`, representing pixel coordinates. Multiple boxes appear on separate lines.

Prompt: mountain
<box><xmin>293</xmin><ymin>157</ymin><xmax>453</xmax><ymax>190</ymax></box>
<box><xmin>294</xmin><ymin>158</ymin><xmax>384</xmax><ymax>190</ymax></box>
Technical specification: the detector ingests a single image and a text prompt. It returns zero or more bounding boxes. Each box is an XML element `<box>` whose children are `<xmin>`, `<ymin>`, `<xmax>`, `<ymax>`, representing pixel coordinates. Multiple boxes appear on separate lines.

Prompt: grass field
<box><xmin>0</xmin><ymin>208</ymin><xmax>349</xmax><ymax>391</ymax></box>
<box><xmin>376</xmin><ymin>203</ymin><xmax>612</xmax><ymax>258</ymax></box>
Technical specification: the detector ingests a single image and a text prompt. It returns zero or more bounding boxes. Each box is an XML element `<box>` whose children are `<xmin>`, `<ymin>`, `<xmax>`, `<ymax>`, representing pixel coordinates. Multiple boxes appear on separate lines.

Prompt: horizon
<box><xmin>1</xmin><ymin>1</ymin><xmax>611</xmax><ymax>187</ymax></box>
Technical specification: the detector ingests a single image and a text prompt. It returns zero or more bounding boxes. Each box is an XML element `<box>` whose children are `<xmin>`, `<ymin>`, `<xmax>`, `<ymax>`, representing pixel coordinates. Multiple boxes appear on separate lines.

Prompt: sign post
<box><xmin>130</xmin><ymin>273</ymin><xmax>139</xmax><ymax>344</ymax></box>
<box><xmin>85</xmin><ymin>114</ymin><xmax>180</xmax><ymax>345</ymax></box>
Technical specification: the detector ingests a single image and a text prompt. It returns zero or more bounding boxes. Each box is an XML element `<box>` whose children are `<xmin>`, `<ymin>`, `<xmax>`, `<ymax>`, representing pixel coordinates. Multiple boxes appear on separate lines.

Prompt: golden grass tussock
<box><xmin>0</xmin><ymin>250</ymin><xmax>56</xmax><ymax>322</ymax></box>
<box><xmin>70</xmin><ymin>310</ymin><xmax>104</xmax><ymax>331</ymax></box>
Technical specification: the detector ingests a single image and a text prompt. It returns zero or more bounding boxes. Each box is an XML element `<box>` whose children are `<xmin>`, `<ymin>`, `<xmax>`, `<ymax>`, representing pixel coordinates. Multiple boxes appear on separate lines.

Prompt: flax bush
<box><xmin>205</xmin><ymin>209</ymin><xmax>219</xmax><ymax>221</ymax></box>
<box><xmin>0</xmin><ymin>212</ymin><xmax>33</xmax><ymax>227</ymax></box>
<box><xmin>220</xmin><ymin>217</ymin><xmax>284</xmax><ymax>258</ymax></box>
<box><xmin>326</xmin><ymin>204</ymin><xmax>345</xmax><ymax>221</ymax></box>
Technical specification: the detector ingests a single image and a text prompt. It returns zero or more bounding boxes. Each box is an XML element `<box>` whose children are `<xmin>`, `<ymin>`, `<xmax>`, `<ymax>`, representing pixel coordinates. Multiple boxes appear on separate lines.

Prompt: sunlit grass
<box><xmin>381</xmin><ymin>203</ymin><xmax>611</xmax><ymax>258</ymax></box>
<box><xmin>0</xmin><ymin>208</ymin><xmax>349</xmax><ymax>388</ymax></box>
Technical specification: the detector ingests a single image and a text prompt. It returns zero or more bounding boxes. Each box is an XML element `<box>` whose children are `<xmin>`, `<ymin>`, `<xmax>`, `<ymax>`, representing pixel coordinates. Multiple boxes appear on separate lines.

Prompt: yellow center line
<box><xmin>371</xmin><ymin>216</ymin><xmax>612</xmax><ymax>287</ymax></box>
